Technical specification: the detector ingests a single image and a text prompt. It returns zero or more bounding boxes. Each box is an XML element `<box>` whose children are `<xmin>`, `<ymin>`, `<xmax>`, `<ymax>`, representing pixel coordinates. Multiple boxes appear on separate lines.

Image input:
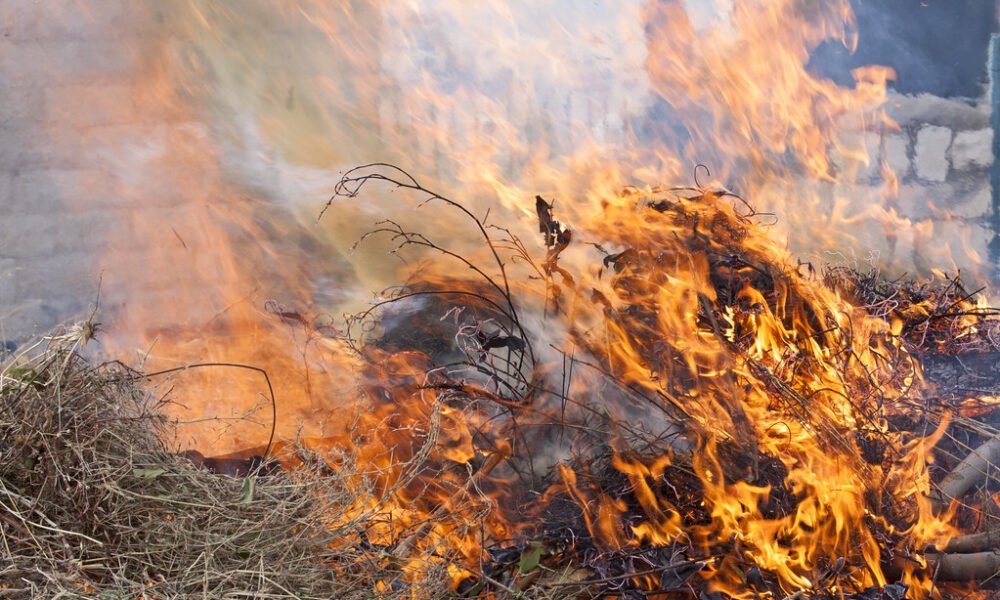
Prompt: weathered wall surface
<box><xmin>0</xmin><ymin>3</ymin><xmax>997</xmax><ymax>350</ymax></box>
<box><xmin>0</xmin><ymin>2</ymin><xmax>376</xmax><ymax>349</ymax></box>
<box><xmin>825</xmin><ymin>93</ymin><xmax>995</xmax><ymax>278</ymax></box>
<box><xmin>886</xmin><ymin>95</ymin><xmax>994</xmax><ymax>275</ymax></box>
<box><xmin>0</xmin><ymin>1</ymin><xmax>158</xmax><ymax>345</ymax></box>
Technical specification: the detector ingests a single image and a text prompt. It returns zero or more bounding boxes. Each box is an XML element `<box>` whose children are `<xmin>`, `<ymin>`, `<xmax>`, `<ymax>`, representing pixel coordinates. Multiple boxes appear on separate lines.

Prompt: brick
<box><xmin>883</xmin><ymin>224</ymin><xmax>918</xmax><ymax>273</ymax></box>
<box><xmin>0</xmin><ymin>84</ymin><xmax>47</xmax><ymax>129</ymax></box>
<box><xmin>7</xmin><ymin>168</ymin><xmax>87</xmax><ymax>215</ymax></box>
<box><xmin>9</xmin><ymin>255</ymin><xmax>75</xmax><ymax>296</ymax></box>
<box><xmin>0</xmin><ymin>127</ymin><xmax>76</xmax><ymax>171</ymax></box>
<box><xmin>0</xmin><ymin>257</ymin><xmax>16</xmax><ymax>304</ymax></box>
<box><xmin>0</xmin><ymin>295</ymin><xmax>48</xmax><ymax>343</ymax></box>
<box><xmin>914</xmin><ymin>125</ymin><xmax>952</xmax><ymax>182</ymax></box>
<box><xmin>245</xmin><ymin>30</ymin><xmax>333</xmax><ymax>73</ymax></box>
<box><xmin>5</xmin><ymin>167</ymin><xmax>164</xmax><ymax>215</ymax></box>
<box><xmin>886</xmin><ymin>92</ymin><xmax>989</xmax><ymax>130</ymax></box>
<box><xmin>883</xmin><ymin>134</ymin><xmax>910</xmax><ymax>177</ymax></box>
<box><xmin>0</xmin><ymin>208</ymin><xmax>113</xmax><ymax>259</ymax></box>
<box><xmin>923</xmin><ymin>220</ymin><xmax>993</xmax><ymax>276</ymax></box>
<box><xmin>0</xmin><ymin>171</ymin><xmax>11</xmax><ymax>213</ymax></box>
<box><xmin>0</xmin><ymin>121</ymin><xmax>191</xmax><ymax>175</ymax></box>
<box><xmin>57</xmin><ymin>210</ymin><xmax>115</xmax><ymax>256</ymax></box>
<box><xmin>0</xmin><ymin>39</ymin><xmax>141</xmax><ymax>86</ymax></box>
<box><xmin>830</xmin><ymin>131</ymin><xmax>880</xmax><ymax>181</ymax></box>
<box><xmin>0</xmin><ymin>212</ymin><xmax>59</xmax><ymax>258</ymax></box>
<box><xmin>946</xmin><ymin>181</ymin><xmax>993</xmax><ymax>219</ymax></box>
<box><xmin>11</xmin><ymin>266</ymin><xmax>96</xmax><ymax>324</ymax></box>
<box><xmin>44</xmin><ymin>82</ymin><xmax>139</xmax><ymax>129</ymax></box>
<box><xmin>896</xmin><ymin>183</ymin><xmax>954</xmax><ymax>220</ymax></box>
<box><xmin>949</xmin><ymin>128</ymin><xmax>993</xmax><ymax>170</ymax></box>
<box><xmin>0</xmin><ymin>1</ymin><xmax>161</xmax><ymax>42</ymax></box>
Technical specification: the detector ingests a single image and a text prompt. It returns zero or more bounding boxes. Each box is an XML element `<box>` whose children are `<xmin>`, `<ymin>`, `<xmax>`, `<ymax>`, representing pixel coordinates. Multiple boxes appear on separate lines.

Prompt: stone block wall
<box><xmin>887</xmin><ymin>94</ymin><xmax>992</xmax><ymax>216</ymax></box>
<box><xmin>828</xmin><ymin>93</ymin><xmax>995</xmax><ymax>279</ymax></box>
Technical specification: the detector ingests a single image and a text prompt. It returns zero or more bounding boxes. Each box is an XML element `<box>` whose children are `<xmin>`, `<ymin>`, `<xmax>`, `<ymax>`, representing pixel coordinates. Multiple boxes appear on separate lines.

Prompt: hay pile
<box><xmin>0</xmin><ymin>330</ymin><xmax>459</xmax><ymax>599</ymax></box>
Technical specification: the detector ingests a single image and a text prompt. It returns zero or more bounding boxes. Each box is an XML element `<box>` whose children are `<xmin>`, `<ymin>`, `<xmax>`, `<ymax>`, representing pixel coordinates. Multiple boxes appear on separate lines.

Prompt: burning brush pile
<box><xmin>4</xmin><ymin>164</ymin><xmax>1000</xmax><ymax>599</ymax></box>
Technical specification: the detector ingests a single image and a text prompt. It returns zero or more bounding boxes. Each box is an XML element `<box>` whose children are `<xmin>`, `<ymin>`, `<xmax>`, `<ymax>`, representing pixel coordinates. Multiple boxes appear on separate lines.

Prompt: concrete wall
<box><xmin>0</xmin><ymin>2</ymin><xmax>378</xmax><ymax>349</ymax></box>
<box><xmin>0</xmin><ymin>1</ymin><xmax>160</xmax><ymax>345</ymax></box>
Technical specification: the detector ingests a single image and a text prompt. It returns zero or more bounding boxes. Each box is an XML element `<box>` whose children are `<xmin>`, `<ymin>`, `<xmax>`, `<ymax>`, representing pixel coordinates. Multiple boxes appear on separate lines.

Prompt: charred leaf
<box><xmin>480</xmin><ymin>334</ymin><xmax>526</xmax><ymax>353</ymax></box>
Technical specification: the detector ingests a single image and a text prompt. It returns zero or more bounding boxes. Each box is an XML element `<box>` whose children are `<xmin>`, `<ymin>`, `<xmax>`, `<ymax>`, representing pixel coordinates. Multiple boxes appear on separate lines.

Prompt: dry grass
<box><xmin>0</xmin><ymin>325</ymin><xmax>461</xmax><ymax>599</ymax></box>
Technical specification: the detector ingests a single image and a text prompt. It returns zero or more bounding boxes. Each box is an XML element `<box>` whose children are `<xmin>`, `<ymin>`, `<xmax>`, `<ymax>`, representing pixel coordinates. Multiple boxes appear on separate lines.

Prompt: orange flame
<box><xmin>38</xmin><ymin>0</ymin><xmax>996</xmax><ymax>596</ymax></box>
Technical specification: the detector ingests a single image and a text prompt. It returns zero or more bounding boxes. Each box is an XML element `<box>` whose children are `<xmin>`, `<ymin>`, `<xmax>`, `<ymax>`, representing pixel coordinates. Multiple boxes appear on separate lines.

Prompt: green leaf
<box><xmin>463</xmin><ymin>580</ymin><xmax>484</xmax><ymax>598</ymax></box>
<box><xmin>240</xmin><ymin>476</ymin><xmax>255</xmax><ymax>506</ymax></box>
<box><xmin>5</xmin><ymin>367</ymin><xmax>44</xmax><ymax>389</ymax></box>
<box><xmin>133</xmin><ymin>467</ymin><xmax>166</xmax><ymax>480</ymax></box>
<box><xmin>518</xmin><ymin>542</ymin><xmax>543</xmax><ymax>575</ymax></box>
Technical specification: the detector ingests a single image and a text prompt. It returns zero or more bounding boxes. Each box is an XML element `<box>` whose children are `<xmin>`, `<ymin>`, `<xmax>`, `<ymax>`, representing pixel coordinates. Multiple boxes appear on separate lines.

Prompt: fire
<box><xmin>522</xmin><ymin>185</ymin><xmax>964</xmax><ymax>596</ymax></box>
<box><xmin>39</xmin><ymin>0</ymin><xmax>999</xmax><ymax>597</ymax></box>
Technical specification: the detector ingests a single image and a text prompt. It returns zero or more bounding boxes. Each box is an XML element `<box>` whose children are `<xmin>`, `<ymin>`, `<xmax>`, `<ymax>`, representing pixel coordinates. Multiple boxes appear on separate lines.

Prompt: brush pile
<box><xmin>5</xmin><ymin>163</ymin><xmax>1000</xmax><ymax>599</ymax></box>
<box><xmin>324</xmin><ymin>164</ymin><xmax>1000</xmax><ymax>598</ymax></box>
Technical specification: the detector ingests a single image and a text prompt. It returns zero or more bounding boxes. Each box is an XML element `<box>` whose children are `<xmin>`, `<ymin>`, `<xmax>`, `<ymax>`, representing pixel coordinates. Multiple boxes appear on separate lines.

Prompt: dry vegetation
<box><xmin>0</xmin><ymin>330</ymin><xmax>473</xmax><ymax>599</ymax></box>
<box><xmin>6</xmin><ymin>166</ymin><xmax>1000</xmax><ymax>598</ymax></box>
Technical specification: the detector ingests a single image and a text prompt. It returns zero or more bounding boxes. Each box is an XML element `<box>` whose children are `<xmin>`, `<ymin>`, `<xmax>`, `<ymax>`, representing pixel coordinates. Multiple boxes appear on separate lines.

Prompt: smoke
<box><xmin>172</xmin><ymin>1</ymin><xmax>656</xmax><ymax>199</ymax></box>
<box><xmin>808</xmin><ymin>0</ymin><xmax>996</xmax><ymax>99</ymax></box>
<box><xmin>23</xmin><ymin>0</ymin><xmax>983</xmax><ymax>455</ymax></box>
